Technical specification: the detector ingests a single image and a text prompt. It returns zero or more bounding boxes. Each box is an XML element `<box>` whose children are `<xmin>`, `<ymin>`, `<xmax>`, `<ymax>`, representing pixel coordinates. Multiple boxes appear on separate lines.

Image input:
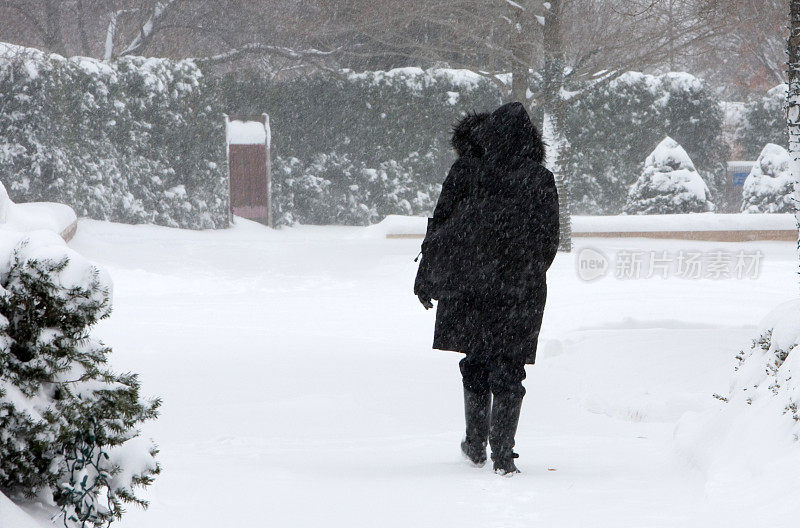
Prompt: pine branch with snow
<box><xmin>0</xmin><ymin>231</ymin><xmax>160</xmax><ymax>528</ymax></box>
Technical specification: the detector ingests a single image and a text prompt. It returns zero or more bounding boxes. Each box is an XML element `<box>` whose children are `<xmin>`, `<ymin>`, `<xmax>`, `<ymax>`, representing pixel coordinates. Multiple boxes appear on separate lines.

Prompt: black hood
<box><xmin>450</xmin><ymin>111</ymin><xmax>489</xmax><ymax>158</ymax></box>
<box><xmin>479</xmin><ymin>102</ymin><xmax>546</xmax><ymax>165</ymax></box>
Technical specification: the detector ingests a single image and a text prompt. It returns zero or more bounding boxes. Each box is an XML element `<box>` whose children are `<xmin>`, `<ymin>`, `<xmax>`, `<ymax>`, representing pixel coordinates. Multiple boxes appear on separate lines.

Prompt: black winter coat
<box><xmin>414</xmin><ymin>102</ymin><xmax>559</xmax><ymax>364</ymax></box>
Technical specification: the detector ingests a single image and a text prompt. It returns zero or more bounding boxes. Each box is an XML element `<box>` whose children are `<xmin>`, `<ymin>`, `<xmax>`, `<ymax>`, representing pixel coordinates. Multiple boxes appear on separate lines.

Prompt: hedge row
<box><xmin>559</xmin><ymin>72</ymin><xmax>729</xmax><ymax>215</ymax></box>
<box><xmin>0</xmin><ymin>45</ymin><xmax>228</xmax><ymax>229</ymax></box>
<box><xmin>1</xmin><ymin>43</ymin><xmax>789</xmax><ymax>226</ymax></box>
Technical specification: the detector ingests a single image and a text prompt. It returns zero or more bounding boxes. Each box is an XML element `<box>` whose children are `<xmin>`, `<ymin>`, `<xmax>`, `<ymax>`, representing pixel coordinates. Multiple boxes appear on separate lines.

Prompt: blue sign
<box><xmin>732</xmin><ymin>172</ymin><xmax>749</xmax><ymax>186</ymax></box>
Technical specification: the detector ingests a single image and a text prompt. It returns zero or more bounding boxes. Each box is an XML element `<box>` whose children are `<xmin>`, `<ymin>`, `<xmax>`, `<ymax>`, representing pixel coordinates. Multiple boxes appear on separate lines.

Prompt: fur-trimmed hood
<box><xmin>450</xmin><ymin>111</ymin><xmax>489</xmax><ymax>158</ymax></box>
<box><xmin>450</xmin><ymin>102</ymin><xmax>546</xmax><ymax>165</ymax></box>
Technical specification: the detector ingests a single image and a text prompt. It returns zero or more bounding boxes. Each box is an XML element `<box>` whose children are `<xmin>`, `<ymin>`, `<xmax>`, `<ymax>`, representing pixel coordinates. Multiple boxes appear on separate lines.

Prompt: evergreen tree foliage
<box><xmin>215</xmin><ymin>68</ymin><xmax>503</xmax><ymax>187</ymax></box>
<box><xmin>738</xmin><ymin>84</ymin><xmax>789</xmax><ymax>160</ymax></box>
<box><xmin>559</xmin><ymin>72</ymin><xmax>728</xmax><ymax>214</ymax></box>
<box><xmin>624</xmin><ymin>136</ymin><xmax>715</xmax><ymax>215</ymax></box>
<box><xmin>741</xmin><ymin>143</ymin><xmax>797</xmax><ymax>213</ymax></box>
<box><xmin>0</xmin><ymin>45</ymin><xmax>228</xmax><ymax>230</ymax></box>
<box><xmin>272</xmin><ymin>153</ymin><xmax>439</xmax><ymax>226</ymax></box>
<box><xmin>4</xmin><ymin>44</ymin><xmax>739</xmax><ymax>226</ymax></box>
<box><xmin>0</xmin><ymin>230</ymin><xmax>160</xmax><ymax>528</ymax></box>
<box><xmin>214</xmin><ymin>68</ymin><xmax>502</xmax><ymax>223</ymax></box>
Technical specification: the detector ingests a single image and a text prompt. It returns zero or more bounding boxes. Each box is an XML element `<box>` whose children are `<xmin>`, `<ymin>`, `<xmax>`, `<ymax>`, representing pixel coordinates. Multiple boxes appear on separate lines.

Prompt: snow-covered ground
<box><xmin>27</xmin><ymin>218</ymin><xmax>798</xmax><ymax>527</ymax></box>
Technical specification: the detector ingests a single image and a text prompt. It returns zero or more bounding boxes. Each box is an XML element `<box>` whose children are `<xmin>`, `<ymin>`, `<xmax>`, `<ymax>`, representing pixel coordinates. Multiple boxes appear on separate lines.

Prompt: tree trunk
<box><xmin>76</xmin><ymin>0</ymin><xmax>92</xmax><ymax>57</ymax></box>
<box><xmin>541</xmin><ymin>0</ymin><xmax>571</xmax><ymax>252</ymax></box>
<box><xmin>789</xmin><ymin>0</ymin><xmax>800</xmax><ymax>283</ymax></box>
<box><xmin>511</xmin><ymin>63</ymin><xmax>530</xmax><ymax>105</ymax></box>
<box><xmin>509</xmin><ymin>5</ymin><xmax>530</xmax><ymax>104</ymax></box>
<box><xmin>42</xmin><ymin>0</ymin><xmax>66</xmax><ymax>55</ymax></box>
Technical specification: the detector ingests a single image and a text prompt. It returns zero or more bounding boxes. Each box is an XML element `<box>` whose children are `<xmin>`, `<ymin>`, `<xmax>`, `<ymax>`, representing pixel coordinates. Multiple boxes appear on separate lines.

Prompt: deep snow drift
<box><xmin>12</xmin><ymin>218</ymin><xmax>799</xmax><ymax>528</ymax></box>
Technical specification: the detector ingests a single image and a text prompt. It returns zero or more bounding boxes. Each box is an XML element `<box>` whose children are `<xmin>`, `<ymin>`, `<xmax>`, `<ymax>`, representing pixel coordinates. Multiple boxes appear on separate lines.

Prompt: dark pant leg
<box><xmin>459</xmin><ymin>353</ymin><xmax>490</xmax><ymax>395</ymax></box>
<box><xmin>486</xmin><ymin>353</ymin><xmax>526</xmax><ymax>399</ymax></box>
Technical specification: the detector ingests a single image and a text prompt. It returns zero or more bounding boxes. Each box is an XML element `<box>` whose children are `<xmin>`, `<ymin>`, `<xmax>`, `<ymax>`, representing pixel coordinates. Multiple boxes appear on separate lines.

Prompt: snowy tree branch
<box><xmin>118</xmin><ymin>0</ymin><xmax>180</xmax><ymax>57</ymax></box>
<box><xmin>104</xmin><ymin>9</ymin><xmax>137</xmax><ymax>61</ymax></box>
<box><xmin>194</xmin><ymin>43</ymin><xmax>339</xmax><ymax>67</ymax></box>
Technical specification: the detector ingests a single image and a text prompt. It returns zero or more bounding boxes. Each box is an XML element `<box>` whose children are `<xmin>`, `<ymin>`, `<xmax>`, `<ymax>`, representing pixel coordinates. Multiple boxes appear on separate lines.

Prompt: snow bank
<box><xmin>742</xmin><ymin>143</ymin><xmax>796</xmax><ymax>213</ymax></box>
<box><xmin>0</xmin><ymin>182</ymin><xmax>77</xmax><ymax>239</ymax></box>
<box><xmin>0</xmin><ymin>491</ymin><xmax>48</xmax><ymax>528</ymax></box>
<box><xmin>373</xmin><ymin>213</ymin><xmax>797</xmax><ymax>238</ymax></box>
<box><xmin>367</xmin><ymin>215</ymin><xmax>428</xmax><ymax>237</ymax></box>
<box><xmin>675</xmin><ymin>300</ymin><xmax>800</xmax><ymax>499</ymax></box>
<box><xmin>571</xmin><ymin>213</ymin><xmax>796</xmax><ymax>232</ymax></box>
<box><xmin>6</xmin><ymin>203</ymin><xmax>77</xmax><ymax>237</ymax></box>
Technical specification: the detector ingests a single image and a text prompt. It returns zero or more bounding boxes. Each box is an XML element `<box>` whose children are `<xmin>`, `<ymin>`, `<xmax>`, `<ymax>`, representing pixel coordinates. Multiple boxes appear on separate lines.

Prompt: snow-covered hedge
<box><xmin>0</xmin><ymin>44</ymin><xmax>743</xmax><ymax>226</ymax></box>
<box><xmin>737</xmin><ymin>84</ymin><xmax>788</xmax><ymax>160</ymax></box>
<box><xmin>0</xmin><ymin>44</ymin><xmax>228</xmax><ymax>230</ymax></box>
<box><xmin>0</xmin><ymin>229</ymin><xmax>160</xmax><ymax>527</ymax></box>
<box><xmin>214</xmin><ymin>67</ymin><xmax>503</xmax><ymax>224</ymax></box>
<box><xmin>742</xmin><ymin>143</ymin><xmax>797</xmax><ymax>213</ymax></box>
<box><xmin>624</xmin><ymin>137</ymin><xmax>714</xmax><ymax>214</ymax></box>
<box><xmin>560</xmin><ymin>72</ymin><xmax>728</xmax><ymax>214</ymax></box>
<box><xmin>272</xmin><ymin>153</ymin><xmax>438</xmax><ymax>226</ymax></box>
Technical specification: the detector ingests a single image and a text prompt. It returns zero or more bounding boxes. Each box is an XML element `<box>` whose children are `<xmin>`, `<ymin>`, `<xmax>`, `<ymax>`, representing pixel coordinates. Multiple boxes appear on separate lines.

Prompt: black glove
<box><xmin>417</xmin><ymin>293</ymin><xmax>433</xmax><ymax>310</ymax></box>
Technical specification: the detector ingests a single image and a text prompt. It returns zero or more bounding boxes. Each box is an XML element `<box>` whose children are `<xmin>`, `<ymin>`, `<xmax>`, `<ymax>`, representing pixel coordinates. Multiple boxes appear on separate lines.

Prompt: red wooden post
<box><xmin>225</xmin><ymin>114</ymin><xmax>273</xmax><ymax>227</ymax></box>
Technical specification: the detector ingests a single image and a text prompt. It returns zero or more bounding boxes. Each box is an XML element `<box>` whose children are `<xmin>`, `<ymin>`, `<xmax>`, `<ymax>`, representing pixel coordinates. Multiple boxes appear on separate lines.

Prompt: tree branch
<box><xmin>193</xmin><ymin>43</ymin><xmax>340</xmax><ymax>67</ymax></box>
<box><xmin>118</xmin><ymin>0</ymin><xmax>181</xmax><ymax>57</ymax></box>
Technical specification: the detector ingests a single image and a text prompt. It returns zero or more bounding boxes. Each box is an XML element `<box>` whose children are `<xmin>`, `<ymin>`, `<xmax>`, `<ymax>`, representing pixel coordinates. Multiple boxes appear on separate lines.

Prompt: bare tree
<box><xmin>0</xmin><ymin>0</ymin><xmax>785</xmax><ymax>97</ymax></box>
<box><xmin>0</xmin><ymin>0</ymin><xmax>344</xmax><ymax>73</ymax></box>
<box><xmin>684</xmin><ymin>0</ymin><xmax>788</xmax><ymax>96</ymax></box>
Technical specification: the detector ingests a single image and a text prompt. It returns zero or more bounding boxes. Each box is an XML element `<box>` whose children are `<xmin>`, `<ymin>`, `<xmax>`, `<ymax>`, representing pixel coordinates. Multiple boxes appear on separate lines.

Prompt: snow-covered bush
<box><xmin>731</xmin><ymin>303</ymin><xmax>800</xmax><ymax>411</ymax></box>
<box><xmin>741</xmin><ymin>143</ymin><xmax>797</xmax><ymax>213</ymax></box>
<box><xmin>0</xmin><ymin>44</ymin><xmax>227</xmax><ymax>229</ymax></box>
<box><xmin>738</xmin><ymin>84</ymin><xmax>789</xmax><ymax>160</ymax></box>
<box><xmin>624</xmin><ymin>137</ymin><xmax>714</xmax><ymax>214</ymax></box>
<box><xmin>272</xmin><ymin>153</ymin><xmax>438</xmax><ymax>226</ymax></box>
<box><xmin>214</xmin><ymin>67</ymin><xmax>502</xmax><ymax>223</ymax></box>
<box><xmin>676</xmin><ymin>301</ymin><xmax>800</xmax><ymax>492</ymax></box>
<box><xmin>559</xmin><ymin>72</ymin><xmax>728</xmax><ymax>214</ymax></box>
<box><xmin>0</xmin><ymin>230</ymin><xmax>160</xmax><ymax>527</ymax></box>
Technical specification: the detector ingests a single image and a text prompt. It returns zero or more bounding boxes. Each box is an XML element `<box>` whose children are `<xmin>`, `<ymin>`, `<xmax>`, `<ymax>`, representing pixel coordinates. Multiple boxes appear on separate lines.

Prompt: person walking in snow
<box><xmin>414</xmin><ymin>102</ymin><xmax>559</xmax><ymax>475</ymax></box>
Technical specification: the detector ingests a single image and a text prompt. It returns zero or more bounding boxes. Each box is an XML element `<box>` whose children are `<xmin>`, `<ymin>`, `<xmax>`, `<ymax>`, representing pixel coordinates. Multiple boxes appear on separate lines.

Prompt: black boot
<box><xmin>489</xmin><ymin>393</ymin><xmax>523</xmax><ymax>475</ymax></box>
<box><xmin>460</xmin><ymin>388</ymin><xmax>491</xmax><ymax>467</ymax></box>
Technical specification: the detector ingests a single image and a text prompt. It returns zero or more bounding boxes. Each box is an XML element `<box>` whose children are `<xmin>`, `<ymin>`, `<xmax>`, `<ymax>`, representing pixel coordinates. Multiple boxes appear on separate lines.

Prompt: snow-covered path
<box><xmin>65</xmin><ymin>219</ymin><xmax>797</xmax><ymax>527</ymax></box>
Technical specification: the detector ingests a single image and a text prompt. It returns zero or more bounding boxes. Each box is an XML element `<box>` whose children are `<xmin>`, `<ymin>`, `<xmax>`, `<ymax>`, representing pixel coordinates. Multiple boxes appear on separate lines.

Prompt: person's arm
<box><xmin>535</xmin><ymin>169</ymin><xmax>560</xmax><ymax>271</ymax></box>
<box><xmin>414</xmin><ymin>159</ymin><xmax>471</xmax><ymax>303</ymax></box>
<box><xmin>428</xmin><ymin>159</ymin><xmax>469</xmax><ymax>235</ymax></box>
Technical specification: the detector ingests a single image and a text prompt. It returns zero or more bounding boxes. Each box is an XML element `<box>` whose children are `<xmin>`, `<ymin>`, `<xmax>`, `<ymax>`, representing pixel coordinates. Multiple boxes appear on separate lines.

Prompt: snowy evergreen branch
<box><xmin>0</xmin><ymin>234</ymin><xmax>161</xmax><ymax>528</ymax></box>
